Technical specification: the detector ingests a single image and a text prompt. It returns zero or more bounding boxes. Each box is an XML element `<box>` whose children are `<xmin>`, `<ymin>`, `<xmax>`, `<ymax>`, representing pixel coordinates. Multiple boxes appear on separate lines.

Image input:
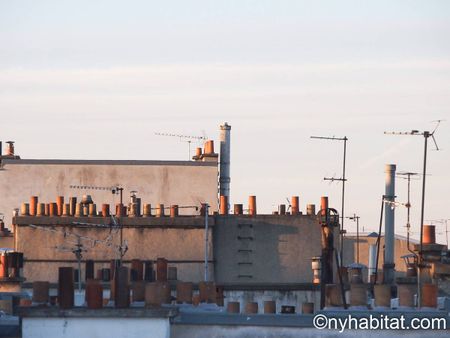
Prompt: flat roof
<box><xmin>13</xmin><ymin>215</ymin><xmax>216</xmax><ymax>228</ymax></box>
<box><xmin>0</xmin><ymin>158</ymin><xmax>217</xmax><ymax>167</ymax></box>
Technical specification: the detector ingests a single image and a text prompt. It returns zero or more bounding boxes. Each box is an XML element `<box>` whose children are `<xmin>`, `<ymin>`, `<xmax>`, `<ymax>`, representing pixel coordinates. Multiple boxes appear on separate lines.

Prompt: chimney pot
<box><xmin>219</xmin><ymin>195</ymin><xmax>229</xmax><ymax>215</ymax></box>
<box><xmin>233</xmin><ymin>204</ymin><xmax>243</xmax><ymax>215</ymax></box>
<box><xmin>248</xmin><ymin>196</ymin><xmax>257</xmax><ymax>216</ymax></box>
<box><xmin>5</xmin><ymin>141</ymin><xmax>14</xmax><ymax>156</ymax></box>
<box><xmin>204</xmin><ymin>140</ymin><xmax>214</xmax><ymax>154</ymax></box>
<box><xmin>291</xmin><ymin>196</ymin><xmax>299</xmax><ymax>215</ymax></box>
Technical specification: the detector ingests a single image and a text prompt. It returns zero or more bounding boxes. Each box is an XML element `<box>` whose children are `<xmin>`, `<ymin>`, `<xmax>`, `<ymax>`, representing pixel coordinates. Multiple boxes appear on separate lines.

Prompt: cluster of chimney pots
<box><xmin>22</xmin><ymin>258</ymin><xmax>308</xmax><ymax>314</ymax></box>
<box><xmin>323</xmin><ymin>223</ymin><xmax>439</xmax><ymax>310</ymax></box>
<box><xmin>15</xmin><ymin>193</ymin><xmax>317</xmax><ymax>314</ymax></box>
<box><xmin>19</xmin><ymin>194</ymin><xmax>313</xmax><ymax>218</ymax></box>
<box><xmin>0</xmin><ymin>251</ymin><xmax>24</xmax><ymax>279</ymax></box>
<box><xmin>14</xmin><ymin>193</ymin><xmax>441</xmax><ymax>312</ymax></box>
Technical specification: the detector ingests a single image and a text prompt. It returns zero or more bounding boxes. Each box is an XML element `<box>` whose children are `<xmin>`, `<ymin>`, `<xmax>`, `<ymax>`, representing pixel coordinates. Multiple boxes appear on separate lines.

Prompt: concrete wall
<box><xmin>0</xmin><ymin>159</ymin><xmax>218</xmax><ymax>230</ymax></box>
<box><xmin>14</xmin><ymin>217</ymin><xmax>213</xmax><ymax>283</ymax></box>
<box><xmin>223</xmin><ymin>289</ymin><xmax>320</xmax><ymax>314</ymax></box>
<box><xmin>343</xmin><ymin>234</ymin><xmax>419</xmax><ymax>280</ymax></box>
<box><xmin>23</xmin><ymin>318</ymin><xmax>170</xmax><ymax>338</ymax></box>
<box><xmin>0</xmin><ymin>235</ymin><xmax>14</xmax><ymax>249</ymax></box>
<box><xmin>15</xmin><ymin>213</ymin><xmax>337</xmax><ymax>285</ymax></box>
<box><xmin>214</xmin><ymin>215</ymin><xmax>327</xmax><ymax>284</ymax></box>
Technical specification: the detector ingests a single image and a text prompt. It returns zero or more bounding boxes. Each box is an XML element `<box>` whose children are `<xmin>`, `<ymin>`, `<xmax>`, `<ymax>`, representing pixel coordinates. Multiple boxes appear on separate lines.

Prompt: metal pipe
<box><xmin>204</xmin><ymin>203</ymin><xmax>209</xmax><ymax>281</ymax></box>
<box><xmin>418</xmin><ymin>132</ymin><xmax>429</xmax><ymax>308</ymax></box>
<box><xmin>347</xmin><ymin>214</ymin><xmax>360</xmax><ymax>264</ymax></box>
<box><xmin>340</xmin><ymin>137</ymin><xmax>347</xmax><ymax>261</ymax></box>
<box><xmin>373</xmin><ymin>195</ymin><xmax>385</xmax><ymax>285</ymax></box>
<box><xmin>368</xmin><ymin>244</ymin><xmax>377</xmax><ymax>282</ymax></box>
<box><xmin>446</xmin><ymin>220</ymin><xmax>449</xmax><ymax>249</ymax></box>
<box><xmin>419</xmin><ymin>133</ymin><xmax>429</xmax><ymax>256</ymax></box>
<box><xmin>118</xmin><ymin>187</ymin><xmax>124</xmax><ymax>261</ymax></box>
<box><xmin>404</xmin><ymin>173</ymin><xmax>418</xmax><ymax>258</ymax></box>
<box><xmin>356</xmin><ymin>216</ymin><xmax>359</xmax><ymax>264</ymax></box>
<box><xmin>384</xmin><ymin>164</ymin><xmax>396</xmax><ymax>284</ymax></box>
<box><xmin>219</xmin><ymin>122</ymin><xmax>231</xmax><ymax>199</ymax></box>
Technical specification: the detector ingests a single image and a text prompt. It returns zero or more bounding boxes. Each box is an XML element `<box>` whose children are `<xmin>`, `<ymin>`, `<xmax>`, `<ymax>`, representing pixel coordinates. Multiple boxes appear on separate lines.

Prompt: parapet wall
<box><xmin>13</xmin><ymin>216</ymin><xmax>214</xmax><ymax>283</ymax></box>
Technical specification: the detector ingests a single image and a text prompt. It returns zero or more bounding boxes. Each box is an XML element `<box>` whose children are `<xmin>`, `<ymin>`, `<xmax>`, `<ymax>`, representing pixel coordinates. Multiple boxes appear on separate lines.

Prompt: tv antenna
<box><xmin>69</xmin><ymin>184</ymin><xmax>127</xmax><ymax>260</ymax></box>
<box><xmin>426</xmin><ymin>219</ymin><xmax>450</xmax><ymax>248</ymax></box>
<box><xmin>384</xmin><ymin>119</ymin><xmax>443</xmax><ymax>307</ymax></box>
<box><xmin>396</xmin><ymin>172</ymin><xmax>420</xmax><ymax>264</ymax></box>
<box><xmin>29</xmin><ymin>217</ymin><xmax>124</xmax><ymax>292</ymax></box>
<box><xmin>54</xmin><ymin>237</ymin><xmax>86</xmax><ymax>292</ymax></box>
<box><xmin>311</xmin><ymin>135</ymin><xmax>348</xmax><ymax>261</ymax></box>
<box><xmin>285</xmin><ymin>197</ymin><xmax>292</xmax><ymax>212</ymax></box>
<box><xmin>345</xmin><ymin>214</ymin><xmax>360</xmax><ymax>264</ymax></box>
<box><xmin>69</xmin><ymin>185</ymin><xmax>124</xmax><ymax>205</ymax></box>
<box><xmin>155</xmin><ymin>132</ymin><xmax>207</xmax><ymax>160</ymax></box>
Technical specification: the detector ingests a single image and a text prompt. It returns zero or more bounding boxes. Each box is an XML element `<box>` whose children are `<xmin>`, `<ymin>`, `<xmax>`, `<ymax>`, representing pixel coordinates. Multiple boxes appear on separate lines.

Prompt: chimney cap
<box><xmin>385</xmin><ymin>164</ymin><xmax>397</xmax><ymax>172</ymax></box>
<box><xmin>220</xmin><ymin>122</ymin><xmax>231</xmax><ymax>130</ymax></box>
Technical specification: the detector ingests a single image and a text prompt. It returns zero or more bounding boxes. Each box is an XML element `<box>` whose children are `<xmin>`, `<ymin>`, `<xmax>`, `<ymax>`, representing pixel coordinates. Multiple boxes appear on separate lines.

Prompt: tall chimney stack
<box><xmin>219</xmin><ymin>122</ymin><xmax>231</xmax><ymax>200</ymax></box>
<box><xmin>384</xmin><ymin>164</ymin><xmax>396</xmax><ymax>284</ymax></box>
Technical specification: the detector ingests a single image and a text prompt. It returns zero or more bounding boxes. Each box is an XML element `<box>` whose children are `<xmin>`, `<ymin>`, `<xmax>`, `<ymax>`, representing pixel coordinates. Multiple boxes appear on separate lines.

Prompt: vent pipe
<box><xmin>368</xmin><ymin>244</ymin><xmax>377</xmax><ymax>282</ymax></box>
<box><xmin>219</xmin><ymin>123</ymin><xmax>231</xmax><ymax>199</ymax></box>
<box><xmin>384</xmin><ymin>164</ymin><xmax>396</xmax><ymax>284</ymax></box>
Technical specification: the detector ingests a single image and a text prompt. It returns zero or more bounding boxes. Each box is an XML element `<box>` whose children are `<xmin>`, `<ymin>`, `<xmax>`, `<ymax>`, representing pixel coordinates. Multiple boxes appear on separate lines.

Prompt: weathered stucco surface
<box><xmin>0</xmin><ymin>159</ymin><xmax>218</xmax><ymax>230</ymax></box>
<box><xmin>15</xmin><ymin>218</ymin><xmax>213</xmax><ymax>283</ymax></box>
<box><xmin>214</xmin><ymin>215</ymin><xmax>327</xmax><ymax>284</ymax></box>
<box><xmin>343</xmin><ymin>234</ymin><xmax>419</xmax><ymax>279</ymax></box>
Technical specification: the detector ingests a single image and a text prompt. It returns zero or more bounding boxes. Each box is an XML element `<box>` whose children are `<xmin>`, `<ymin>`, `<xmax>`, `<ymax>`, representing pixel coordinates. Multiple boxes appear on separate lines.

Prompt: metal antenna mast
<box><xmin>203</xmin><ymin>203</ymin><xmax>210</xmax><ymax>282</ymax></box>
<box><xmin>311</xmin><ymin>135</ymin><xmax>348</xmax><ymax>261</ymax></box>
<box><xmin>440</xmin><ymin>219</ymin><xmax>449</xmax><ymax>248</ymax></box>
<box><xmin>30</xmin><ymin>218</ymin><xmax>123</xmax><ymax>292</ymax></box>
<box><xmin>69</xmin><ymin>184</ymin><xmax>126</xmax><ymax>260</ymax></box>
<box><xmin>426</xmin><ymin>219</ymin><xmax>450</xmax><ymax>248</ymax></box>
<box><xmin>384</xmin><ymin>120</ymin><xmax>442</xmax><ymax>307</ymax></box>
<box><xmin>155</xmin><ymin>132</ymin><xmax>207</xmax><ymax>160</ymax></box>
<box><xmin>346</xmin><ymin>214</ymin><xmax>360</xmax><ymax>264</ymax></box>
<box><xmin>397</xmin><ymin>172</ymin><xmax>420</xmax><ymax>256</ymax></box>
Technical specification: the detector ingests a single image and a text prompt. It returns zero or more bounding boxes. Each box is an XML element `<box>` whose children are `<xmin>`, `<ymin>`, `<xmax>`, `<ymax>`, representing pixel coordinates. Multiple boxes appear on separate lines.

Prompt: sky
<box><xmin>1</xmin><ymin>1</ymin><xmax>450</xmax><ymax>244</ymax></box>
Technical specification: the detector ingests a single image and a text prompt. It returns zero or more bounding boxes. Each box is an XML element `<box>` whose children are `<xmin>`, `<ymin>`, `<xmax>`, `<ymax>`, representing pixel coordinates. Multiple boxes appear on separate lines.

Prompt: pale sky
<box><xmin>1</xmin><ymin>1</ymin><xmax>450</xmax><ymax>244</ymax></box>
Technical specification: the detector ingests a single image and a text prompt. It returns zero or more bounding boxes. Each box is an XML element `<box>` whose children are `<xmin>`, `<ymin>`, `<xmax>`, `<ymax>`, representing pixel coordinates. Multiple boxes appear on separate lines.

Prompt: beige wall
<box><xmin>0</xmin><ymin>235</ymin><xmax>14</xmax><ymax>249</ymax></box>
<box><xmin>14</xmin><ymin>216</ymin><xmax>213</xmax><ymax>283</ymax></box>
<box><xmin>16</xmin><ymin>214</ymin><xmax>332</xmax><ymax>285</ymax></box>
<box><xmin>343</xmin><ymin>234</ymin><xmax>418</xmax><ymax>280</ymax></box>
<box><xmin>214</xmin><ymin>215</ymin><xmax>336</xmax><ymax>284</ymax></box>
<box><xmin>0</xmin><ymin>159</ymin><xmax>218</xmax><ymax>231</ymax></box>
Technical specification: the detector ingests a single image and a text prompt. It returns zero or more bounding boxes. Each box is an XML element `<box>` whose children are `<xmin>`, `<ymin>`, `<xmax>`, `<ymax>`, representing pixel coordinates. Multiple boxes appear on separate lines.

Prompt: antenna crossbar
<box><xmin>310</xmin><ymin>136</ymin><xmax>347</xmax><ymax>141</ymax></box>
<box><xmin>311</xmin><ymin>134</ymin><xmax>349</xmax><ymax>261</ymax></box>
